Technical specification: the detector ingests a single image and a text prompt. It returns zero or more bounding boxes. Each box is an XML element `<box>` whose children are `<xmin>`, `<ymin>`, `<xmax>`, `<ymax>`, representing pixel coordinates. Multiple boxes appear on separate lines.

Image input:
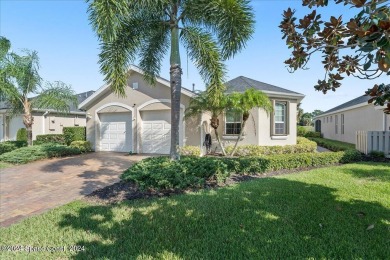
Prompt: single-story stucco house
<box><xmin>0</xmin><ymin>91</ymin><xmax>95</xmax><ymax>142</ymax></box>
<box><xmin>78</xmin><ymin>66</ymin><xmax>305</xmax><ymax>154</ymax></box>
<box><xmin>313</xmin><ymin>95</ymin><xmax>390</xmax><ymax>144</ymax></box>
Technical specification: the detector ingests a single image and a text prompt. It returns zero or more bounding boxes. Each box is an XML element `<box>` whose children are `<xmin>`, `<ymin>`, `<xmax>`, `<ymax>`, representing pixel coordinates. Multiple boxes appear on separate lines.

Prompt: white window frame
<box><xmin>341</xmin><ymin>114</ymin><xmax>345</xmax><ymax>134</ymax></box>
<box><xmin>272</xmin><ymin>101</ymin><xmax>289</xmax><ymax>136</ymax></box>
<box><xmin>335</xmin><ymin>115</ymin><xmax>338</xmax><ymax>134</ymax></box>
<box><xmin>224</xmin><ymin>110</ymin><xmax>242</xmax><ymax>135</ymax></box>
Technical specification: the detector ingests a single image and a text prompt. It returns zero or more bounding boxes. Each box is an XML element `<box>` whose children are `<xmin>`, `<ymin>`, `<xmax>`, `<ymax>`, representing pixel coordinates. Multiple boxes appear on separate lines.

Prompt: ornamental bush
<box><xmin>0</xmin><ymin>143</ymin><xmax>82</xmax><ymax>164</ymax></box>
<box><xmin>179</xmin><ymin>146</ymin><xmax>201</xmax><ymax>156</ymax></box>
<box><xmin>225</xmin><ymin>137</ymin><xmax>317</xmax><ymax>156</ymax></box>
<box><xmin>0</xmin><ymin>141</ymin><xmax>27</xmax><ymax>155</ymax></box>
<box><xmin>121</xmin><ymin>156</ymin><xmax>229</xmax><ymax>190</ymax></box>
<box><xmin>16</xmin><ymin>128</ymin><xmax>28</xmax><ymax>142</ymax></box>
<box><xmin>35</xmin><ymin>134</ymin><xmax>66</xmax><ymax>145</ymax></box>
<box><xmin>70</xmin><ymin>141</ymin><xmax>92</xmax><ymax>153</ymax></box>
<box><xmin>63</xmin><ymin>127</ymin><xmax>86</xmax><ymax>145</ymax></box>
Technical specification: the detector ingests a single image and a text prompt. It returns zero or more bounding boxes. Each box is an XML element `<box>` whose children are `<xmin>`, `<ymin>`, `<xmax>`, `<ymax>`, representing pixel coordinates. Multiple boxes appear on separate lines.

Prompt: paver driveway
<box><xmin>0</xmin><ymin>152</ymin><xmax>148</xmax><ymax>227</ymax></box>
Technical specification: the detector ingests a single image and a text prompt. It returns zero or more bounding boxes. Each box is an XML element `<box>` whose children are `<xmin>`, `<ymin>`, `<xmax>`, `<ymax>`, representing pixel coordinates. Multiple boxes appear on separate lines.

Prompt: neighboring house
<box><xmin>0</xmin><ymin>91</ymin><xmax>95</xmax><ymax>142</ymax></box>
<box><xmin>313</xmin><ymin>95</ymin><xmax>390</xmax><ymax>144</ymax></box>
<box><xmin>79</xmin><ymin>65</ymin><xmax>304</xmax><ymax>154</ymax></box>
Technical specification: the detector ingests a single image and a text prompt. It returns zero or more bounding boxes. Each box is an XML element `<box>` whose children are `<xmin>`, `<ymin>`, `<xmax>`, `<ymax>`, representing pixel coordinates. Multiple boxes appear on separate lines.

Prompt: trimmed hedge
<box><xmin>122</xmin><ymin>149</ymin><xmax>363</xmax><ymax>190</ymax></box>
<box><xmin>308</xmin><ymin>137</ymin><xmax>355</xmax><ymax>151</ymax></box>
<box><xmin>16</xmin><ymin>128</ymin><xmax>28</xmax><ymax>142</ymax></box>
<box><xmin>225</xmin><ymin>137</ymin><xmax>317</xmax><ymax>156</ymax></box>
<box><xmin>70</xmin><ymin>141</ymin><xmax>92</xmax><ymax>153</ymax></box>
<box><xmin>0</xmin><ymin>144</ymin><xmax>82</xmax><ymax>164</ymax></box>
<box><xmin>0</xmin><ymin>141</ymin><xmax>27</xmax><ymax>155</ymax></box>
<box><xmin>35</xmin><ymin>134</ymin><xmax>66</xmax><ymax>145</ymax></box>
<box><xmin>63</xmin><ymin>127</ymin><xmax>86</xmax><ymax>145</ymax></box>
<box><xmin>179</xmin><ymin>146</ymin><xmax>201</xmax><ymax>156</ymax></box>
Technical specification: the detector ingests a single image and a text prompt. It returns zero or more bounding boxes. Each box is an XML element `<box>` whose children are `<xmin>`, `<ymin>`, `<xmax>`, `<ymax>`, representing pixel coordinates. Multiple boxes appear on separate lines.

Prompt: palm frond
<box><xmin>33</xmin><ymin>81</ymin><xmax>77</xmax><ymax>113</ymax></box>
<box><xmin>183</xmin><ymin>0</ymin><xmax>255</xmax><ymax>60</ymax></box>
<box><xmin>9</xmin><ymin>50</ymin><xmax>41</xmax><ymax>95</ymax></box>
<box><xmin>228</xmin><ymin>88</ymin><xmax>273</xmax><ymax>115</ymax></box>
<box><xmin>0</xmin><ymin>36</ymin><xmax>11</xmax><ymax>62</ymax></box>
<box><xmin>86</xmin><ymin>0</ymin><xmax>132</xmax><ymax>41</ymax></box>
<box><xmin>185</xmin><ymin>91</ymin><xmax>228</xmax><ymax>119</ymax></box>
<box><xmin>180</xmin><ymin>26</ymin><xmax>226</xmax><ymax>93</ymax></box>
<box><xmin>98</xmin><ymin>16</ymin><xmax>145</xmax><ymax>97</ymax></box>
<box><xmin>139</xmin><ymin>23</ymin><xmax>170</xmax><ymax>84</ymax></box>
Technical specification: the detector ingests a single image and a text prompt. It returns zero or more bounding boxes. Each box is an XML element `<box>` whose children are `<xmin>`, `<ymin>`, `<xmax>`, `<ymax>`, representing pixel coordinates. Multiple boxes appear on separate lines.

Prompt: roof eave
<box><xmin>79</xmin><ymin>65</ymin><xmax>196</xmax><ymax>110</ymax></box>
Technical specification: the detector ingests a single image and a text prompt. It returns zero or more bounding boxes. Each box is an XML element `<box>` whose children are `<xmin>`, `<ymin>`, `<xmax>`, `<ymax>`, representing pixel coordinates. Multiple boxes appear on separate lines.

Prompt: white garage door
<box><xmin>99</xmin><ymin>112</ymin><xmax>132</xmax><ymax>152</ymax></box>
<box><xmin>141</xmin><ymin>110</ymin><xmax>183</xmax><ymax>154</ymax></box>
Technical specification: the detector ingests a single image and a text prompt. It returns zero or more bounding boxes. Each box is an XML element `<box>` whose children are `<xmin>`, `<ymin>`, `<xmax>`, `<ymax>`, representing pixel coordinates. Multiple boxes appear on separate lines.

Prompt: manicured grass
<box><xmin>1</xmin><ymin>162</ymin><xmax>389</xmax><ymax>259</ymax></box>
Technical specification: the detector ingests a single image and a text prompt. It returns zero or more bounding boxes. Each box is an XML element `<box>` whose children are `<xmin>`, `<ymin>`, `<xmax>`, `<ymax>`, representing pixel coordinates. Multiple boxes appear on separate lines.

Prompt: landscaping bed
<box><xmin>0</xmin><ymin>141</ymin><xmax>92</xmax><ymax>165</ymax></box>
<box><xmin>85</xmin><ymin>164</ymin><xmax>340</xmax><ymax>204</ymax></box>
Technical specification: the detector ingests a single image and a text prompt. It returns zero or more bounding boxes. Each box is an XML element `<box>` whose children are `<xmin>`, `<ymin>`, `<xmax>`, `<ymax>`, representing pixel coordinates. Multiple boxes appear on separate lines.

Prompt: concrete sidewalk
<box><xmin>0</xmin><ymin>152</ymin><xmax>147</xmax><ymax>227</ymax></box>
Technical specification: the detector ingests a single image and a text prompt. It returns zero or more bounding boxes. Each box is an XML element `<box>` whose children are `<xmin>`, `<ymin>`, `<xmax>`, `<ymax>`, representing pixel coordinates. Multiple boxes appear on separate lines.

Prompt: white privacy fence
<box><xmin>356</xmin><ymin>131</ymin><xmax>390</xmax><ymax>158</ymax></box>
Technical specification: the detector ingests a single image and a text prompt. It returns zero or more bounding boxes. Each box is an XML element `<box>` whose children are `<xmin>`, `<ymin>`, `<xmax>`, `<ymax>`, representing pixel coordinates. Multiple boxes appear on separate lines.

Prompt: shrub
<box><xmin>297</xmin><ymin>126</ymin><xmax>308</xmax><ymax>136</ymax></box>
<box><xmin>0</xmin><ymin>141</ymin><xmax>27</xmax><ymax>155</ymax></box>
<box><xmin>122</xmin><ymin>149</ymin><xmax>363</xmax><ymax>191</ymax></box>
<box><xmin>368</xmin><ymin>150</ymin><xmax>385</xmax><ymax>159</ymax></box>
<box><xmin>225</xmin><ymin>137</ymin><xmax>317</xmax><ymax>156</ymax></box>
<box><xmin>304</xmin><ymin>131</ymin><xmax>322</xmax><ymax>138</ymax></box>
<box><xmin>35</xmin><ymin>134</ymin><xmax>66</xmax><ymax>145</ymax></box>
<box><xmin>0</xmin><ymin>144</ymin><xmax>82</xmax><ymax>164</ymax></box>
<box><xmin>16</xmin><ymin>128</ymin><xmax>28</xmax><ymax>142</ymax></box>
<box><xmin>179</xmin><ymin>146</ymin><xmax>201</xmax><ymax>156</ymax></box>
<box><xmin>121</xmin><ymin>156</ymin><xmax>229</xmax><ymax>190</ymax></box>
<box><xmin>70</xmin><ymin>141</ymin><xmax>92</xmax><ymax>153</ymax></box>
<box><xmin>308</xmin><ymin>137</ymin><xmax>355</xmax><ymax>152</ymax></box>
<box><xmin>63</xmin><ymin>127</ymin><xmax>86</xmax><ymax>145</ymax></box>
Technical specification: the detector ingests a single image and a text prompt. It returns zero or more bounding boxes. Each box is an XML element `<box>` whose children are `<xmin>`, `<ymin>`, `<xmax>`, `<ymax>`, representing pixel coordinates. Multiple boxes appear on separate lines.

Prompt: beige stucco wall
<box><xmin>0</xmin><ymin>112</ymin><xmax>86</xmax><ymax>141</ymax></box>
<box><xmin>84</xmin><ymin>71</ymin><xmax>201</xmax><ymax>152</ymax></box>
<box><xmin>84</xmin><ymin>71</ymin><xmax>302</xmax><ymax>153</ymax></box>
<box><xmin>317</xmin><ymin>104</ymin><xmax>387</xmax><ymax>144</ymax></box>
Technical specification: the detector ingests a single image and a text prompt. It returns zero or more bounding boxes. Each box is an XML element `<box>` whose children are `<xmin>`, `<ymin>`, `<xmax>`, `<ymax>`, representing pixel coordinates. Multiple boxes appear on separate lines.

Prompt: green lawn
<box><xmin>1</xmin><ymin>162</ymin><xmax>389</xmax><ymax>259</ymax></box>
<box><xmin>0</xmin><ymin>162</ymin><xmax>12</xmax><ymax>169</ymax></box>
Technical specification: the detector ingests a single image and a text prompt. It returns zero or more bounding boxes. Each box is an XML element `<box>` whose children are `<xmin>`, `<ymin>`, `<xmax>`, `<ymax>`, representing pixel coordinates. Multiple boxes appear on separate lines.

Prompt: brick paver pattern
<box><xmin>0</xmin><ymin>152</ymin><xmax>147</xmax><ymax>227</ymax></box>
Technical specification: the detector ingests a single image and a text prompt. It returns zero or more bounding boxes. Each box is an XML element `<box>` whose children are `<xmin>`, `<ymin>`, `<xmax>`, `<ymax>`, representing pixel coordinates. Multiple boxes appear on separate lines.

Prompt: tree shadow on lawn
<box><xmin>58</xmin><ymin>177</ymin><xmax>390</xmax><ymax>259</ymax></box>
<box><xmin>341</xmin><ymin>162</ymin><xmax>390</xmax><ymax>182</ymax></box>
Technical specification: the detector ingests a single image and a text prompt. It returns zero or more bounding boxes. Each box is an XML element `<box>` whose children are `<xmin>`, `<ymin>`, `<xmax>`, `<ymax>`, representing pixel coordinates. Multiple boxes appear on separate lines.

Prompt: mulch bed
<box><xmin>83</xmin><ymin>165</ymin><xmax>339</xmax><ymax>204</ymax></box>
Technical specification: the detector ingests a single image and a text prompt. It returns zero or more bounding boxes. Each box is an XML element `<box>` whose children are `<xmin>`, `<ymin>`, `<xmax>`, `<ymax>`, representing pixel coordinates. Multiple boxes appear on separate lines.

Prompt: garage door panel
<box><xmin>100</xmin><ymin>112</ymin><xmax>132</xmax><ymax>152</ymax></box>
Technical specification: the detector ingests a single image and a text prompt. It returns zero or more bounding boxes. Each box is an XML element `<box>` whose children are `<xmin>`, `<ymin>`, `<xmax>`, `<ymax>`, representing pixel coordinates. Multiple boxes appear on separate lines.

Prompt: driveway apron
<box><xmin>0</xmin><ymin>152</ymin><xmax>147</xmax><ymax>227</ymax></box>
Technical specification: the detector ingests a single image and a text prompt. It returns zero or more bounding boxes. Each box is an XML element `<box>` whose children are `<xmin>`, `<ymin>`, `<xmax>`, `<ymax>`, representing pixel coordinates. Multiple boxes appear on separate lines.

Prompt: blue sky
<box><xmin>1</xmin><ymin>0</ymin><xmax>386</xmax><ymax>113</ymax></box>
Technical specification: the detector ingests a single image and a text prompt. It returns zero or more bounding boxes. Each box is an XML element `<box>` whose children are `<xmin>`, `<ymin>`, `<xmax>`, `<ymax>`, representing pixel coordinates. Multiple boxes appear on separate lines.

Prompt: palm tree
<box><xmin>87</xmin><ymin>0</ymin><xmax>255</xmax><ymax>160</ymax></box>
<box><xmin>184</xmin><ymin>91</ymin><xmax>229</xmax><ymax>156</ymax></box>
<box><xmin>228</xmin><ymin>88</ymin><xmax>273</xmax><ymax>156</ymax></box>
<box><xmin>0</xmin><ymin>37</ymin><xmax>77</xmax><ymax>146</ymax></box>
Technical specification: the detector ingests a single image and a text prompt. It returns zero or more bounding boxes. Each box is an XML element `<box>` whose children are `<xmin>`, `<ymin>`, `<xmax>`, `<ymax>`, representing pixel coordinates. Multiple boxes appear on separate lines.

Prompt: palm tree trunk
<box><xmin>210</xmin><ymin>116</ymin><xmax>226</xmax><ymax>156</ymax></box>
<box><xmin>230</xmin><ymin>119</ymin><xmax>248</xmax><ymax>157</ymax></box>
<box><xmin>23</xmin><ymin>110</ymin><xmax>34</xmax><ymax>146</ymax></box>
<box><xmin>169</xmin><ymin>17</ymin><xmax>181</xmax><ymax>161</ymax></box>
<box><xmin>214</xmin><ymin>128</ymin><xmax>227</xmax><ymax>156</ymax></box>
